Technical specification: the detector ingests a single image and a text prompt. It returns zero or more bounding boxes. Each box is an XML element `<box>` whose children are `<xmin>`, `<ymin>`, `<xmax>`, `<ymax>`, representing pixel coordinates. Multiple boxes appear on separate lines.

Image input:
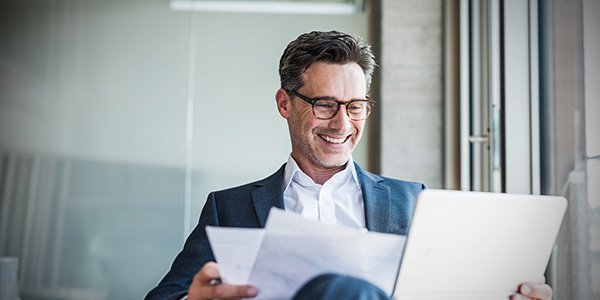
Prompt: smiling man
<box><xmin>146</xmin><ymin>31</ymin><xmax>553</xmax><ymax>300</ymax></box>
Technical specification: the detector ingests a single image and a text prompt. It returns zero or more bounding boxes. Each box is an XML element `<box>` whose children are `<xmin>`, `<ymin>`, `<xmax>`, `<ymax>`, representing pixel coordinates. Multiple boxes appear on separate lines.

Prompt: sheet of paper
<box><xmin>205</xmin><ymin>226</ymin><xmax>264</xmax><ymax>284</ymax></box>
<box><xmin>206</xmin><ymin>208</ymin><xmax>406</xmax><ymax>299</ymax></box>
<box><xmin>247</xmin><ymin>208</ymin><xmax>406</xmax><ymax>299</ymax></box>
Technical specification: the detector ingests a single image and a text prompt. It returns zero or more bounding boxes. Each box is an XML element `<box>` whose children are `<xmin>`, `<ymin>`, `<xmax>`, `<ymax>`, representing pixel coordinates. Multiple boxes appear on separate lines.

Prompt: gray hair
<box><xmin>278</xmin><ymin>30</ymin><xmax>377</xmax><ymax>93</ymax></box>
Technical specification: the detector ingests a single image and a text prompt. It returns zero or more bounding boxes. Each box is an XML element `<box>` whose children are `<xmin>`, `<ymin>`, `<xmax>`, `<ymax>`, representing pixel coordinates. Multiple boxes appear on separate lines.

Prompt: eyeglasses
<box><xmin>284</xmin><ymin>89</ymin><xmax>375</xmax><ymax>121</ymax></box>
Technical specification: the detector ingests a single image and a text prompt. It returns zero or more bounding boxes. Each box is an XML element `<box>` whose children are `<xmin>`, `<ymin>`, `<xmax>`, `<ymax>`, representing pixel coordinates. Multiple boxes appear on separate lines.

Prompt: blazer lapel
<box><xmin>251</xmin><ymin>164</ymin><xmax>286</xmax><ymax>227</ymax></box>
<box><xmin>357</xmin><ymin>165</ymin><xmax>392</xmax><ymax>233</ymax></box>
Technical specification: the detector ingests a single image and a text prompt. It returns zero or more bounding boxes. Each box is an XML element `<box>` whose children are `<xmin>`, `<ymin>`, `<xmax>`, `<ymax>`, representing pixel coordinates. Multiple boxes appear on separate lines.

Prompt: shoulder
<box><xmin>376</xmin><ymin>173</ymin><xmax>426</xmax><ymax>193</ymax></box>
<box><xmin>367</xmin><ymin>171</ymin><xmax>424</xmax><ymax>209</ymax></box>
<box><xmin>355</xmin><ymin>165</ymin><xmax>426</xmax><ymax>212</ymax></box>
<box><xmin>355</xmin><ymin>164</ymin><xmax>426</xmax><ymax>207</ymax></box>
<box><xmin>356</xmin><ymin>165</ymin><xmax>426</xmax><ymax>194</ymax></box>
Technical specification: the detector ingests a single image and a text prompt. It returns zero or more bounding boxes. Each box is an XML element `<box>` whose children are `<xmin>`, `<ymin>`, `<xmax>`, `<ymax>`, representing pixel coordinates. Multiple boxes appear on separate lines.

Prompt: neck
<box><xmin>291</xmin><ymin>155</ymin><xmax>348</xmax><ymax>185</ymax></box>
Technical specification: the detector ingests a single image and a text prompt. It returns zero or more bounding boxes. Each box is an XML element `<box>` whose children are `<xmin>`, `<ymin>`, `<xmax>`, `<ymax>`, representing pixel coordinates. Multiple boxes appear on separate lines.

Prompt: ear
<box><xmin>275</xmin><ymin>88</ymin><xmax>292</xmax><ymax>119</ymax></box>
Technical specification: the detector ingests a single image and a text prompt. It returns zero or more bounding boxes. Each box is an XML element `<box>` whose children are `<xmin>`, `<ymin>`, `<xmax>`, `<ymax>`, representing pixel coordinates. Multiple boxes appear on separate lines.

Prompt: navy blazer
<box><xmin>145</xmin><ymin>164</ymin><xmax>425</xmax><ymax>300</ymax></box>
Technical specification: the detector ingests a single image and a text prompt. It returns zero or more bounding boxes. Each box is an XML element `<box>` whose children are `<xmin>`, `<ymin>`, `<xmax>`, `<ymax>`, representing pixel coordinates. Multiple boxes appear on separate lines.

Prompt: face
<box><xmin>276</xmin><ymin>62</ymin><xmax>367</xmax><ymax>173</ymax></box>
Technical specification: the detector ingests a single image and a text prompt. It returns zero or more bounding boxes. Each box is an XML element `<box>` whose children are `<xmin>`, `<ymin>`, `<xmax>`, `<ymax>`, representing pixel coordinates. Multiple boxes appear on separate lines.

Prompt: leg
<box><xmin>293</xmin><ymin>273</ymin><xmax>391</xmax><ymax>300</ymax></box>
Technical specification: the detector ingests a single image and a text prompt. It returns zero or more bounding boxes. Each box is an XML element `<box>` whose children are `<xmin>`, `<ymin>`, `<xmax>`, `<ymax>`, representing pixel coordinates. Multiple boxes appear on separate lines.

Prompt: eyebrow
<box><xmin>311</xmin><ymin>95</ymin><xmax>339</xmax><ymax>100</ymax></box>
<box><xmin>311</xmin><ymin>95</ymin><xmax>370</xmax><ymax>101</ymax></box>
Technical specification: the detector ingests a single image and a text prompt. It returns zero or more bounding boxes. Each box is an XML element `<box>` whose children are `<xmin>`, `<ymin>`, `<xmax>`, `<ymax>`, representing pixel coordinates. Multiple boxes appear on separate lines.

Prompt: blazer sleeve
<box><xmin>145</xmin><ymin>192</ymin><xmax>220</xmax><ymax>300</ymax></box>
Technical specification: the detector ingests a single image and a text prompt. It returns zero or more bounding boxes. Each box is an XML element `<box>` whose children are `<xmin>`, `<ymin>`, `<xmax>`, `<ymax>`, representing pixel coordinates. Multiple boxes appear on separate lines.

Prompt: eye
<box><xmin>314</xmin><ymin>100</ymin><xmax>337</xmax><ymax>109</ymax></box>
<box><xmin>348</xmin><ymin>102</ymin><xmax>366</xmax><ymax>111</ymax></box>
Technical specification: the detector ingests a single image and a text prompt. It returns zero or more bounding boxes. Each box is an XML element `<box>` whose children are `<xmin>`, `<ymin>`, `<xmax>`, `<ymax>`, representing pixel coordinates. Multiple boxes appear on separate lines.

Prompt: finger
<box><xmin>537</xmin><ymin>275</ymin><xmax>546</xmax><ymax>283</ymax></box>
<box><xmin>519</xmin><ymin>282</ymin><xmax>553</xmax><ymax>300</ymax></box>
<box><xmin>188</xmin><ymin>262</ymin><xmax>224</xmax><ymax>300</ymax></box>
<box><xmin>196</xmin><ymin>283</ymin><xmax>258</xmax><ymax>299</ymax></box>
<box><xmin>511</xmin><ymin>294</ymin><xmax>539</xmax><ymax>300</ymax></box>
<box><xmin>195</xmin><ymin>262</ymin><xmax>221</xmax><ymax>284</ymax></box>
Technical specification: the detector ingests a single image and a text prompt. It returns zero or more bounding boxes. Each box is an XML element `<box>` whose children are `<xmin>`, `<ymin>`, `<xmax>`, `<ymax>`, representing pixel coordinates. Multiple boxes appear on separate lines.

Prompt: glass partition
<box><xmin>0</xmin><ymin>1</ymin><xmax>368</xmax><ymax>299</ymax></box>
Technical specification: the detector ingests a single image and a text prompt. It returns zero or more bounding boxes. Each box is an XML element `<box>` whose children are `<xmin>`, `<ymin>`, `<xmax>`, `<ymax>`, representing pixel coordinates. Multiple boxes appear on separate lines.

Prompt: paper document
<box><xmin>205</xmin><ymin>227</ymin><xmax>264</xmax><ymax>284</ymax></box>
<box><xmin>207</xmin><ymin>208</ymin><xmax>406</xmax><ymax>300</ymax></box>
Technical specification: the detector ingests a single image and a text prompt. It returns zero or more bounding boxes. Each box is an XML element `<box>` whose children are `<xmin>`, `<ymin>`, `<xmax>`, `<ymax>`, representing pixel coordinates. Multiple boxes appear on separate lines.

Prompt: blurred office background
<box><xmin>0</xmin><ymin>0</ymin><xmax>597</xmax><ymax>299</ymax></box>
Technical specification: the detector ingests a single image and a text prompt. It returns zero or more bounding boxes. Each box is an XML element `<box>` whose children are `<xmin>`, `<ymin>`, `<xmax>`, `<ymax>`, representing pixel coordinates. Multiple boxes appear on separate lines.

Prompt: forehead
<box><xmin>301</xmin><ymin>62</ymin><xmax>367</xmax><ymax>97</ymax></box>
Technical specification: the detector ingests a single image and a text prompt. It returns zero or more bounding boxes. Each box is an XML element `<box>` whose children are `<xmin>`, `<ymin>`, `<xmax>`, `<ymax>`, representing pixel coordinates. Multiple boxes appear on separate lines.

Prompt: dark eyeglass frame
<box><xmin>284</xmin><ymin>89</ymin><xmax>376</xmax><ymax>121</ymax></box>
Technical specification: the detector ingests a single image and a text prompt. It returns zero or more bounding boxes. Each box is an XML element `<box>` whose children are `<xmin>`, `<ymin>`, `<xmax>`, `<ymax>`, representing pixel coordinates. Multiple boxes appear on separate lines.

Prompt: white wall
<box><xmin>379</xmin><ymin>0</ymin><xmax>443</xmax><ymax>187</ymax></box>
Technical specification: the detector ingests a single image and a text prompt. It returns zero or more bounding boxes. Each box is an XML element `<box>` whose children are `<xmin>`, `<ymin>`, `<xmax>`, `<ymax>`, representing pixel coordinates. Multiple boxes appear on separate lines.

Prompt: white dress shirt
<box><xmin>282</xmin><ymin>155</ymin><xmax>366</xmax><ymax>229</ymax></box>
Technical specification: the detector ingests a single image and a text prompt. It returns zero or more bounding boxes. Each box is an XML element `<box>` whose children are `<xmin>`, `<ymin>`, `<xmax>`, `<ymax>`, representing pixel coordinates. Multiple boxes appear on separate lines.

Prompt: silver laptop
<box><xmin>393</xmin><ymin>189</ymin><xmax>567</xmax><ymax>300</ymax></box>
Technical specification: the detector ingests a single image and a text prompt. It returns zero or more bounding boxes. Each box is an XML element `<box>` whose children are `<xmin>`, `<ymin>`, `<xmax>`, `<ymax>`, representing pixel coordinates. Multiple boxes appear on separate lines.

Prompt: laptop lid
<box><xmin>393</xmin><ymin>189</ymin><xmax>567</xmax><ymax>299</ymax></box>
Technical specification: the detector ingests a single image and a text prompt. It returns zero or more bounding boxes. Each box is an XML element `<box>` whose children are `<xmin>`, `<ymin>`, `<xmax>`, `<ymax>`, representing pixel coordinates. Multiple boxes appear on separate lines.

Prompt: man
<box><xmin>146</xmin><ymin>31</ymin><xmax>552</xmax><ymax>300</ymax></box>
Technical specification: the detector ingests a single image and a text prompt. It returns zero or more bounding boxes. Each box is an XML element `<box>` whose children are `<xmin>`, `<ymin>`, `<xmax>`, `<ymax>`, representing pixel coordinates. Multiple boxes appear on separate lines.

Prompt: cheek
<box><xmin>299</xmin><ymin>116</ymin><xmax>324</xmax><ymax>135</ymax></box>
<box><xmin>352</xmin><ymin>121</ymin><xmax>365</xmax><ymax>137</ymax></box>
<box><xmin>291</xmin><ymin>112</ymin><xmax>318</xmax><ymax>138</ymax></box>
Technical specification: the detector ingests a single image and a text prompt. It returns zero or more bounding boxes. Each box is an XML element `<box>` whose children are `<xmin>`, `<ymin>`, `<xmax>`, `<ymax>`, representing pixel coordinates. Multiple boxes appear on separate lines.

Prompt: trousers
<box><xmin>293</xmin><ymin>273</ymin><xmax>391</xmax><ymax>300</ymax></box>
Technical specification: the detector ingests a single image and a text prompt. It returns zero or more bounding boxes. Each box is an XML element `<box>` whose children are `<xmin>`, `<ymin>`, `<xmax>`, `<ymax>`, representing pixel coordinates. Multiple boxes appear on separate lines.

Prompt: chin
<box><xmin>316</xmin><ymin>156</ymin><xmax>349</xmax><ymax>169</ymax></box>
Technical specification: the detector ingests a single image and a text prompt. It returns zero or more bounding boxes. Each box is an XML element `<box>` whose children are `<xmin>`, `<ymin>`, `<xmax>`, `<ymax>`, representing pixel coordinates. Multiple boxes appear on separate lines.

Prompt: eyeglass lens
<box><xmin>313</xmin><ymin>99</ymin><xmax>370</xmax><ymax>120</ymax></box>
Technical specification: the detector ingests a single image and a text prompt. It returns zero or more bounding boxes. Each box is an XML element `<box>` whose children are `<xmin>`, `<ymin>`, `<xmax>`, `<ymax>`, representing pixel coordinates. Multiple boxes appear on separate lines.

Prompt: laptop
<box><xmin>392</xmin><ymin>189</ymin><xmax>567</xmax><ymax>300</ymax></box>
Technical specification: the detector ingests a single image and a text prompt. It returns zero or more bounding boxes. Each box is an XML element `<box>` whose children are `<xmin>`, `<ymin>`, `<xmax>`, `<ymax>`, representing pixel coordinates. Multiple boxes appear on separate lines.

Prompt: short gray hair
<box><xmin>278</xmin><ymin>30</ymin><xmax>377</xmax><ymax>93</ymax></box>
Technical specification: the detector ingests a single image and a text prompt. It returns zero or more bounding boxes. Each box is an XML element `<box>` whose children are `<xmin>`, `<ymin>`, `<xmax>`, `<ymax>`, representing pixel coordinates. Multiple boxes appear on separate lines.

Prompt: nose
<box><xmin>327</xmin><ymin>105</ymin><xmax>352</xmax><ymax>132</ymax></box>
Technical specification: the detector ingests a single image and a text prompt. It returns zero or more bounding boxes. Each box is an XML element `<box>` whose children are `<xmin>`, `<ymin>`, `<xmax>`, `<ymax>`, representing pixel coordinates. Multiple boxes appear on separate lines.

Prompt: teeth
<box><xmin>320</xmin><ymin>135</ymin><xmax>346</xmax><ymax>144</ymax></box>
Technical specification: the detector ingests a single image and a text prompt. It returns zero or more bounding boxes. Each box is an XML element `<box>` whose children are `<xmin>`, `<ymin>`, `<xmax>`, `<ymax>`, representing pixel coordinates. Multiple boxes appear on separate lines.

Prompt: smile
<box><xmin>318</xmin><ymin>134</ymin><xmax>349</xmax><ymax>144</ymax></box>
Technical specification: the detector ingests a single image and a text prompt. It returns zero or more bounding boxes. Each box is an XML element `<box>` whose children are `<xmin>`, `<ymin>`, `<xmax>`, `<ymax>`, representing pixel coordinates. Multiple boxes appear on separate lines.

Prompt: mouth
<box><xmin>318</xmin><ymin>134</ymin><xmax>350</xmax><ymax>144</ymax></box>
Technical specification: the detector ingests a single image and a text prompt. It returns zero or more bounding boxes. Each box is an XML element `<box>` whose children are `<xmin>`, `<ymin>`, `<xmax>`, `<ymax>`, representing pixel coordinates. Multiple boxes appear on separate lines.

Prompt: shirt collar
<box><xmin>282</xmin><ymin>155</ymin><xmax>361</xmax><ymax>192</ymax></box>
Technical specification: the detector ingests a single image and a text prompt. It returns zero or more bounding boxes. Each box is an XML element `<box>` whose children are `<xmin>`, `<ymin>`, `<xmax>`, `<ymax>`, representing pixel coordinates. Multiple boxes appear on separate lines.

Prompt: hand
<box><xmin>187</xmin><ymin>262</ymin><xmax>258</xmax><ymax>300</ymax></box>
<box><xmin>510</xmin><ymin>281</ymin><xmax>553</xmax><ymax>300</ymax></box>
